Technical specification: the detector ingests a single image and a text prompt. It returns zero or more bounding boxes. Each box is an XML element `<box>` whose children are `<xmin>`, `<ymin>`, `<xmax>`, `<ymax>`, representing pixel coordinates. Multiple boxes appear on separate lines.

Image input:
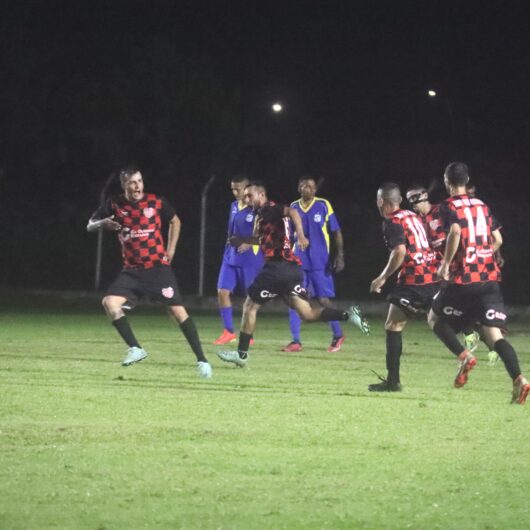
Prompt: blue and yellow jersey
<box><xmin>291</xmin><ymin>197</ymin><xmax>340</xmax><ymax>270</ymax></box>
<box><xmin>223</xmin><ymin>200</ymin><xmax>263</xmax><ymax>268</ymax></box>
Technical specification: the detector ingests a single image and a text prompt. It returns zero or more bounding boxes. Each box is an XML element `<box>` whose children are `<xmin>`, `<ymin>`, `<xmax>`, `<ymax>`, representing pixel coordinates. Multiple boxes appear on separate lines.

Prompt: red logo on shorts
<box><xmin>143</xmin><ymin>208</ymin><xmax>155</xmax><ymax>218</ymax></box>
<box><xmin>161</xmin><ymin>287</ymin><xmax>174</xmax><ymax>298</ymax></box>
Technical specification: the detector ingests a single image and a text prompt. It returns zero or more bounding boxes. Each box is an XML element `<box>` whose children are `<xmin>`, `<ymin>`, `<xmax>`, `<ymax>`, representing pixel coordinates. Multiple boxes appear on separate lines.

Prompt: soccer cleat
<box><xmin>281</xmin><ymin>341</ymin><xmax>303</xmax><ymax>352</ymax></box>
<box><xmin>122</xmin><ymin>346</ymin><xmax>148</xmax><ymax>366</ymax></box>
<box><xmin>454</xmin><ymin>355</ymin><xmax>477</xmax><ymax>388</ymax></box>
<box><xmin>217</xmin><ymin>350</ymin><xmax>247</xmax><ymax>367</ymax></box>
<box><xmin>488</xmin><ymin>350</ymin><xmax>500</xmax><ymax>367</ymax></box>
<box><xmin>464</xmin><ymin>331</ymin><xmax>480</xmax><ymax>354</ymax></box>
<box><xmin>327</xmin><ymin>335</ymin><xmax>345</xmax><ymax>353</ymax></box>
<box><xmin>368</xmin><ymin>379</ymin><xmax>402</xmax><ymax>392</ymax></box>
<box><xmin>512</xmin><ymin>377</ymin><xmax>530</xmax><ymax>405</ymax></box>
<box><xmin>346</xmin><ymin>305</ymin><xmax>370</xmax><ymax>335</ymax></box>
<box><xmin>197</xmin><ymin>361</ymin><xmax>213</xmax><ymax>379</ymax></box>
<box><xmin>213</xmin><ymin>329</ymin><xmax>237</xmax><ymax>345</ymax></box>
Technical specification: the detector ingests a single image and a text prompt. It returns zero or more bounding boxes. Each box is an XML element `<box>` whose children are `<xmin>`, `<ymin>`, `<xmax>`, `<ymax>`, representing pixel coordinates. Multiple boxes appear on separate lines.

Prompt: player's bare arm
<box><xmin>438</xmin><ymin>222</ymin><xmax>461</xmax><ymax>280</ymax></box>
<box><xmin>86</xmin><ymin>216</ymin><xmax>121</xmax><ymax>232</ymax></box>
<box><xmin>165</xmin><ymin>215</ymin><xmax>181</xmax><ymax>263</ymax></box>
<box><xmin>491</xmin><ymin>229</ymin><xmax>503</xmax><ymax>252</ymax></box>
<box><xmin>370</xmin><ymin>245</ymin><xmax>406</xmax><ymax>293</ymax></box>
<box><xmin>332</xmin><ymin>229</ymin><xmax>345</xmax><ymax>272</ymax></box>
<box><xmin>287</xmin><ymin>207</ymin><xmax>309</xmax><ymax>250</ymax></box>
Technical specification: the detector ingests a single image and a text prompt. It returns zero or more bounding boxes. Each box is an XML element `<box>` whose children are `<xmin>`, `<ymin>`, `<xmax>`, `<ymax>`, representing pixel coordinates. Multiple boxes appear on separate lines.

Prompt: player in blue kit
<box><xmin>214</xmin><ymin>175</ymin><xmax>264</xmax><ymax>344</ymax></box>
<box><xmin>282</xmin><ymin>177</ymin><xmax>348</xmax><ymax>352</ymax></box>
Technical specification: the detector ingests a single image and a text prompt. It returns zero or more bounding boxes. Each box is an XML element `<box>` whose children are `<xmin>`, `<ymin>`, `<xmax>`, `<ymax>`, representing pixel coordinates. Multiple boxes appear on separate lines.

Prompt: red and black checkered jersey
<box><xmin>383</xmin><ymin>209</ymin><xmax>439</xmax><ymax>285</ymax></box>
<box><xmin>439</xmin><ymin>195</ymin><xmax>501</xmax><ymax>284</ymax></box>
<box><xmin>419</xmin><ymin>203</ymin><xmax>446</xmax><ymax>267</ymax></box>
<box><xmin>255</xmin><ymin>201</ymin><xmax>301</xmax><ymax>264</ymax></box>
<box><xmin>92</xmin><ymin>193</ymin><xmax>176</xmax><ymax>269</ymax></box>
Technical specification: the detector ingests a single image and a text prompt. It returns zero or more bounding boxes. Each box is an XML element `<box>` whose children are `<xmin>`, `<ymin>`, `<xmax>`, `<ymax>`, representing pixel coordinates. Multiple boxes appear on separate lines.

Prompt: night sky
<box><xmin>2</xmin><ymin>1</ymin><xmax>529</xmax><ymax>300</ymax></box>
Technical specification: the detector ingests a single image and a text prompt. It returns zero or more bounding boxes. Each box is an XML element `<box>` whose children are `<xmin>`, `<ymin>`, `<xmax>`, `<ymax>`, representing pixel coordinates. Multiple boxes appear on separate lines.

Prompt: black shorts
<box><xmin>105</xmin><ymin>265</ymin><xmax>184</xmax><ymax>306</ymax></box>
<box><xmin>248</xmin><ymin>260</ymin><xmax>309</xmax><ymax>305</ymax></box>
<box><xmin>387</xmin><ymin>283</ymin><xmax>440</xmax><ymax>317</ymax></box>
<box><xmin>432</xmin><ymin>281</ymin><xmax>507</xmax><ymax>330</ymax></box>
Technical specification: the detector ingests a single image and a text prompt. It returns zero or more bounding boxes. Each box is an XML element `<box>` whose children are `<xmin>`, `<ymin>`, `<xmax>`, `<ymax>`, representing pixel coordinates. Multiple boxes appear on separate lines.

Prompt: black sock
<box><xmin>112</xmin><ymin>316</ymin><xmax>140</xmax><ymax>348</ymax></box>
<box><xmin>433</xmin><ymin>320</ymin><xmax>465</xmax><ymax>357</ymax></box>
<box><xmin>386</xmin><ymin>330</ymin><xmax>402</xmax><ymax>384</ymax></box>
<box><xmin>180</xmin><ymin>317</ymin><xmax>207</xmax><ymax>363</ymax></box>
<box><xmin>238</xmin><ymin>332</ymin><xmax>252</xmax><ymax>359</ymax></box>
<box><xmin>494</xmin><ymin>339</ymin><xmax>521</xmax><ymax>380</ymax></box>
<box><xmin>320</xmin><ymin>307</ymin><xmax>347</xmax><ymax>322</ymax></box>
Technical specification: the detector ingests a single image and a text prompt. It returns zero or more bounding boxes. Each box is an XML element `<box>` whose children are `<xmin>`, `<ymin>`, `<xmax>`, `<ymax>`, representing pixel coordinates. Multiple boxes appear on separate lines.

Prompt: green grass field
<box><xmin>1</xmin><ymin>298</ymin><xmax>529</xmax><ymax>529</ymax></box>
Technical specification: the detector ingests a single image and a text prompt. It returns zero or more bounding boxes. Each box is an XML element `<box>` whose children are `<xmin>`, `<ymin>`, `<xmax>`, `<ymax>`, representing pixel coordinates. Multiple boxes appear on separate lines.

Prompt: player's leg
<box><xmin>283</xmin><ymin>270</ymin><xmax>307</xmax><ymax>352</ymax></box>
<box><xmin>429</xmin><ymin>285</ymin><xmax>477</xmax><ymax>388</ymax></box>
<box><xmin>214</xmin><ymin>263</ymin><xmax>237</xmax><ymax>344</ymax></box>
<box><xmin>102</xmin><ymin>271</ymin><xmax>147</xmax><ymax>366</ymax></box>
<box><xmin>313</xmin><ymin>268</ymin><xmax>344</xmax><ymax>350</ymax></box>
<box><xmin>369</xmin><ymin>304</ymin><xmax>407</xmax><ymax>392</ymax></box>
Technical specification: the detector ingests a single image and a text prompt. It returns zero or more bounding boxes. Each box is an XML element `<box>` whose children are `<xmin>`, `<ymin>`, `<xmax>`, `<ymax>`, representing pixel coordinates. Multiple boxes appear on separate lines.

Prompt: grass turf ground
<box><xmin>1</xmin><ymin>300</ymin><xmax>529</xmax><ymax>529</ymax></box>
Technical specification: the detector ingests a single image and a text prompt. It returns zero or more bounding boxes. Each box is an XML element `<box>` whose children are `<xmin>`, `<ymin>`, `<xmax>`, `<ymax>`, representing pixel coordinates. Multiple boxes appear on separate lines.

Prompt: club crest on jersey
<box><xmin>143</xmin><ymin>208</ymin><xmax>155</xmax><ymax>218</ymax></box>
<box><xmin>246</xmin><ymin>214</ymin><xmax>254</xmax><ymax>222</ymax></box>
<box><xmin>429</xmin><ymin>219</ymin><xmax>440</xmax><ymax>230</ymax></box>
<box><xmin>161</xmin><ymin>287</ymin><xmax>174</xmax><ymax>298</ymax></box>
<box><xmin>314</xmin><ymin>213</ymin><xmax>322</xmax><ymax>223</ymax></box>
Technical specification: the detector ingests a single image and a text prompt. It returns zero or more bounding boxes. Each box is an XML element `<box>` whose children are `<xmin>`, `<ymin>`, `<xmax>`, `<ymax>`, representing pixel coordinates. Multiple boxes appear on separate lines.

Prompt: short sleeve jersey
<box><xmin>439</xmin><ymin>195</ymin><xmax>501</xmax><ymax>284</ymax></box>
<box><xmin>383</xmin><ymin>209</ymin><xmax>438</xmax><ymax>285</ymax></box>
<box><xmin>91</xmin><ymin>193</ymin><xmax>175</xmax><ymax>269</ymax></box>
<box><xmin>223</xmin><ymin>200</ymin><xmax>264</xmax><ymax>268</ymax></box>
<box><xmin>255</xmin><ymin>201</ymin><xmax>301</xmax><ymax>264</ymax></box>
<box><xmin>291</xmin><ymin>197</ymin><xmax>340</xmax><ymax>270</ymax></box>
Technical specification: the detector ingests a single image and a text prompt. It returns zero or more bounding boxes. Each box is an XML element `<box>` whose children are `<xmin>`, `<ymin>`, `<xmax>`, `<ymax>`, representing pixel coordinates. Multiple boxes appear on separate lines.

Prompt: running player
<box><xmin>369</xmin><ymin>183</ymin><xmax>440</xmax><ymax>391</ymax></box>
<box><xmin>87</xmin><ymin>166</ymin><xmax>213</xmax><ymax>379</ymax></box>
<box><xmin>428</xmin><ymin>161</ymin><xmax>529</xmax><ymax>403</ymax></box>
<box><xmin>217</xmin><ymin>182</ymin><xmax>370</xmax><ymax>367</ymax></box>
<box><xmin>214</xmin><ymin>175</ymin><xmax>264</xmax><ymax>344</ymax></box>
<box><xmin>282</xmin><ymin>177</ymin><xmax>346</xmax><ymax>353</ymax></box>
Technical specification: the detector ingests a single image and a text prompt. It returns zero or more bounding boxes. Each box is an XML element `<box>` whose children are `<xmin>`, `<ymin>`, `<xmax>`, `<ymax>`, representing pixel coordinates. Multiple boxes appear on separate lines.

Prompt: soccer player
<box><xmin>214</xmin><ymin>175</ymin><xmax>264</xmax><ymax>345</ymax></box>
<box><xmin>87</xmin><ymin>166</ymin><xmax>213</xmax><ymax>379</ymax></box>
<box><xmin>217</xmin><ymin>182</ymin><xmax>370</xmax><ymax>367</ymax></box>
<box><xmin>369</xmin><ymin>183</ymin><xmax>440</xmax><ymax>391</ymax></box>
<box><xmin>427</xmin><ymin>161</ymin><xmax>529</xmax><ymax>404</ymax></box>
<box><xmin>282</xmin><ymin>177</ymin><xmax>346</xmax><ymax>353</ymax></box>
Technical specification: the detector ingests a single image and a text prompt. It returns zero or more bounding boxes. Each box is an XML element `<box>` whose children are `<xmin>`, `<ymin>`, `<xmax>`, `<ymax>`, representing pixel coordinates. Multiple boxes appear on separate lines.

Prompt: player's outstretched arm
<box><xmin>86</xmin><ymin>215</ymin><xmax>121</xmax><ymax>233</ymax></box>
<box><xmin>287</xmin><ymin>207</ymin><xmax>308</xmax><ymax>250</ymax></box>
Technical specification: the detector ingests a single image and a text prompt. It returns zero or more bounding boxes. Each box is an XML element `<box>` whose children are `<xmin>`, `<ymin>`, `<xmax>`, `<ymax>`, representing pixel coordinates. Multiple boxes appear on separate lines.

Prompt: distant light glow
<box><xmin>272</xmin><ymin>102</ymin><xmax>283</xmax><ymax>112</ymax></box>
<box><xmin>428</xmin><ymin>90</ymin><xmax>437</xmax><ymax>97</ymax></box>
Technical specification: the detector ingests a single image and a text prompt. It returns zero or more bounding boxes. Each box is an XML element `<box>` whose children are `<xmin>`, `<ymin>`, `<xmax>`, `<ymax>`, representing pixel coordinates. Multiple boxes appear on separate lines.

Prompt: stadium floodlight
<box><xmin>272</xmin><ymin>102</ymin><xmax>283</xmax><ymax>112</ymax></box>
<box><xmin>428</xmin><ymin>90</ymin><xmax>437</xmax><ymax>97</ymax></box>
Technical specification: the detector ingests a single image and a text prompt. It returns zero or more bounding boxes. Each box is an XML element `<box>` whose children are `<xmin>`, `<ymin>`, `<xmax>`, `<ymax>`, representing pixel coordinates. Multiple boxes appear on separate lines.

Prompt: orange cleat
<box><xmin>213</xmin><ymin>329</ymin><xmax>237</xmax><ymax>345</ymax></box>
<box><xmin>454</xmin><ymin>355</ymin><xmax>477</xmax><ymax>388</ymax></box>
<box><xmin>281</xmin><ymin>341</ymin><xmax>302</xmax><ymax>352</ymax></box>
<box><xmin>327</xmin><ymin>335</ymin><xmax>345</xmax><ymax>352</ymax></box>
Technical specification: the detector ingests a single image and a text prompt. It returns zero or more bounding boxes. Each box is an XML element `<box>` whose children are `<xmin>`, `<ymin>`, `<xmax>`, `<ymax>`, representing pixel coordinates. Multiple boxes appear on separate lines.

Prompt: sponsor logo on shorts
<box><xmin>161</xmin><ymin>287</ymin><xmax>174</xmax><ymax>298</ymax></box>
<box><xmin>260</xmin><ymin>290</ymin><xmax>278</xmax><ymax>299</ymax></box>
<box><xmin>485</xmin><ymin>309</ymin><xmax>506</xmax><ymax>321</ymax></box>
<box><xmin>143</xmin><ymin>208</ymin><xmax>155</xmax><ymax>218</ymax></box>
<box><xmin>443</xmin><ymin>306</ymin><xmax>463</xmax><ymax>316</ymax></box>
<box><xmin>399</xmin><ymin>298</ymin><xmax>411</xmax><ymax>306</ymax></box>
<box><xmin>314</xmin><ymin>213</ymin><xmax>322</xmax><ymax>223</ymax></box>
<box><xmin>291</xmin><ymin>284</ymin><xmax>307</xmax><ymax>296</ymax></box>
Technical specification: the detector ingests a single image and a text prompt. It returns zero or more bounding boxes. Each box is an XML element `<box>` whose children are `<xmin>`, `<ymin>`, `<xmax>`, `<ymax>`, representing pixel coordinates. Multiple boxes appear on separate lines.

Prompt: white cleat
<box><xmin>488</xmin><ymin>350</ymin><xmax>500</xmax><ymax>367</ymax></box>
<box><xmin>122</xmin><ymin>346</ymin><xmax>148</xmax><ymax>366</ymax></box>
<box><xmin>197</xmin><ymin>361</ymin><xmax>213</xmax><ymax>379</ymax></box>
<box><xmin>217</xmin><ymin>350</ymin><xmax>247</xmax><ymax>367</ymax></box>
<box><xmin>346</xmin><ymin>305</ymin><xmax>370</xmax><ymax>335</ymax></box>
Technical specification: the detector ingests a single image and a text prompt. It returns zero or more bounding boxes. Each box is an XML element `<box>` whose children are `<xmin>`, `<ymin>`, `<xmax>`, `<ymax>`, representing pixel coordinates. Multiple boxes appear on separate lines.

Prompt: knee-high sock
<box><xmin>180</xmin><ymin>317</ymin><xmax>207</xmax><ymax>362</ymax></box>
<box><xmin>494</xmin><ymin>339</ymin><xmax>521</xmax><ymax>380</ymax></box>
<box><xmin>433</xmin><ymin>320</ymin><xmax>466</xmax><ymax>357</ymax></box>
<box><xmin>220</xmin><ymin>307</ymin><xmax>234</xmax><ymax>333</ymax></box>
<box><xmin>330</xmin><ymin>321</ymin><xmax>343</xmax><ymax>338</ymax></box>
<box><xmin>320</xmin><ymin>307</ymin><xmax>347</xmax><ymax>321</ymax></box>
<box><xmin>288</xmin><ymin>308</ymin><xmax>301</xmax><ymax>343</ymax></box>
<box><xmin>386</xmin><ymin>330</ymin><xmax>402</xmax><ymax>384</ymax></box>
<box><xmin>238</xmin><ymin>332</ymin><xmax>252</xmax><ymax>359</ymax></box>
<box><xmin>112</xmin><ymin>316</ymin><xmax>140</xmax><ymax>348</ymax></box>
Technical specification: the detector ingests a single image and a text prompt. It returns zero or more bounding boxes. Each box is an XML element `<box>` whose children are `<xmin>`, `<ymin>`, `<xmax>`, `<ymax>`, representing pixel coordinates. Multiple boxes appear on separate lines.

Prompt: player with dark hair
<box><xmin>87</xmin><ymin>166</ymin><xmax>213</xmax><ymax>379</ymax></box>
<box><xmin>282</xmin><ymin>176</ymin><xmax>347</xmax><ymax>353</ymax></box>
<box><xmin>428</xmin><ymin>162</ymin><xmax>529</xmax><ymax>403</ymax></box>
<box><xmin>217</xmin><ymin>182</ymin><xmax>369</xmax><ymax>367</ymax></box>
<box><xmin>369</xmin><ymin>182</ymin><xmax>440</xmax><ymax>391</ymax></box>
<box><xmin>214</xmin><ymin>175</ymin><xmax>264</xmax><ymax>345</ymax></box>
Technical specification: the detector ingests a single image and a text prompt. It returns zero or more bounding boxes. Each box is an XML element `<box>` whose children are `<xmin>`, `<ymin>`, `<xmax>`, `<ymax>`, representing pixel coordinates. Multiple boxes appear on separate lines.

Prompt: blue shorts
<box><xmin>217</xmin><ymin>262</ymin><xmax>261</xmax><ymax>295</ymax></box>
<box><xmin>303</xmin><ymin>269</ymin><xmax>336</xmax><ymax>298</ymax></box>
